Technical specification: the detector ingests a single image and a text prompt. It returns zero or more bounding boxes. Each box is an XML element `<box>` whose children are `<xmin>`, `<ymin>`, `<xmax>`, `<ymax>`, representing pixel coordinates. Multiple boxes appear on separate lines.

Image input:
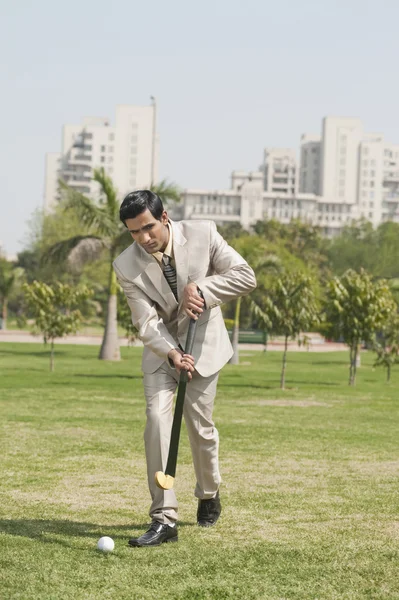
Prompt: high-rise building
<box><xmin>262</xmin><ymin>148</ymin><xmax>298</xmax><ymax>195</ymax></box>
<box><xmin>299</xmin><ymin>134</ymin><xmax>321</xmax><ymax>195</ymax></box>
<box><xmin>44</xmin><ymin>103</ymin><xmax>158</xmax><ymax>210</ymax></box>
<box><xmin>178</xmin><ymin>116</ymin><xmax>399</xmax><ymax>236</ymax></box>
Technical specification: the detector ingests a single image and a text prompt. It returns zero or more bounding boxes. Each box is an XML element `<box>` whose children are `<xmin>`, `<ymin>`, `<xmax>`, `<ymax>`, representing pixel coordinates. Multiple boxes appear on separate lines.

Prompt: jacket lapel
<box><xmin>133</xmin><ymin>244</ymin><xmax>177</xmax><ymax>311</ymax></box>
<box><xmin>130</xmin><ymin>221</ymin><xmax>187</xmax><ymax>311</ymax></box>
<box><xmin>172</xmin><ymin>221</ymin><xmax>189</xmax><ymax>303</ymax></box>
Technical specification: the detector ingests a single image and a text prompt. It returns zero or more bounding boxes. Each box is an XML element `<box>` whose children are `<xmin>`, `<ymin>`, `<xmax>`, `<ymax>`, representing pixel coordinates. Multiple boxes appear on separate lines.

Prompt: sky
<box><xmin>1</xmin><ymin>0</ymin><xmax>399</xmax><ymax>256</ymax></box>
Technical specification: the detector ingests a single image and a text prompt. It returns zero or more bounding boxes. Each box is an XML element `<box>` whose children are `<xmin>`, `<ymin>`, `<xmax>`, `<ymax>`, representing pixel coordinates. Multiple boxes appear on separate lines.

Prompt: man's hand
<box><xmin>182</xmin><ymin>283</ymin><xmax>205</xmax><ymax>319</ymax></box>
<box><xmin>168</xmin><ymin>348</ymin><xmax>195</xmax><ymax>381</ymax></box>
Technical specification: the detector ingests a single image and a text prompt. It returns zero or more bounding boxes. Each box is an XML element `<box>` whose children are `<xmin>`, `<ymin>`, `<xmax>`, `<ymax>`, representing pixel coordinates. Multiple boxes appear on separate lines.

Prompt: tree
<box><xmin>252</xmin><ymin>272</ymin><xmax>320</xmax><ymax>389</ymax></box>
<box><xmin>325</xmin><ymin>269</ymin><xmax>397</xmax><ymax>386</ymax></box>
<box><xmin>224</xmin><ymin>234</ymin><xmax>281</xmax><ymax>365</ymax></box>
<box><xmin>0</xmin><ymin>258</ymin><xmax>24</xmax><ymax>330</ymax></box>
<box><xmin>253</xmin><ymin>218</ymin><xmax>329</xmax><ymax>278</ymax></box>
<box><xmin>372</xmin><ymin>313</ymin><xmax>399</xmax><ymax>383</ymax></box>
<box><xmin>326</xmin><ymin>220</ymin><xmax>399</xmax><ymax>280</ymax></box>
<box><xmin>151</xmin><ymin>179</ymin><xmax>181</xmax><ymax>205</ymax></box>
<box><xmin>23</xmin><ymin>281</ymin><xmax>93</xmax><ymax>371</ymax></box>
<box><xmin>117</xmin><ymin>287</ymin><xmax>138</xmax><ymax>346</ymax></box>
<box><xmin>44</xmin><ymin>171</ymin><xmax>181</xmax><ymax>361</ymax></box>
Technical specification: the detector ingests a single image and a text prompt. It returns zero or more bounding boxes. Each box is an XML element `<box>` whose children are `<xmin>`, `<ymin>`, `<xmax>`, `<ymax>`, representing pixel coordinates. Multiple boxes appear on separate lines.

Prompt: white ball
<box><xmin>97</xmin><ymin>536</ymin><xmax>115</xmax><ymax>552</ymax></box>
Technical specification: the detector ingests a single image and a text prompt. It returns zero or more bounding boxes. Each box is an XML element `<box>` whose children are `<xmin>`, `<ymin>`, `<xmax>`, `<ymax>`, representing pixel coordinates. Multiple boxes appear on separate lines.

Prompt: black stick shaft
<box><xmin>165</xmin><ymin>317</ymin><xmax>198</xmax><ymax>478</ymax></box>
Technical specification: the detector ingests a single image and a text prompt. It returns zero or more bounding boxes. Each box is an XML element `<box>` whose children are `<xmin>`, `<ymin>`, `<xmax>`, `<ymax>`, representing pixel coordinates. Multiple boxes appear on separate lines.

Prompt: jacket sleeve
<box><xmin>113</xmin><ymin>261</ymin><xmax>178</xmax><ymax>359</ymax></box>
<box><xmin>194</xmin><ymin>222</ymin><xmax>257</xmax><ymax>309</ymax></box>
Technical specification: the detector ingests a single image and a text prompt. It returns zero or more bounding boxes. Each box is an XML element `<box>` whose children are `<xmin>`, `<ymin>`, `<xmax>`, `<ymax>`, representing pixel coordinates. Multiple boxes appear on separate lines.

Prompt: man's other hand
<box><xmin>182</xmin><ymin>282</ymin><xmax>205</xmax><ymax>319</ymax></box>
<box><xmin>167</xmin><ymin>348</ymin><xmax>195</xmax><ymax>380</ymax></box>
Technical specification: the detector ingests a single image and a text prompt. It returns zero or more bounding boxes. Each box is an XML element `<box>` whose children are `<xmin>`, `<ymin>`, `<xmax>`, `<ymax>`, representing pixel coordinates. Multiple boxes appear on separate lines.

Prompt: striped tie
<box><xmin>162</xmin><ymin>255</ymin><xmax>178</xmax><ymax>300</ymax></box>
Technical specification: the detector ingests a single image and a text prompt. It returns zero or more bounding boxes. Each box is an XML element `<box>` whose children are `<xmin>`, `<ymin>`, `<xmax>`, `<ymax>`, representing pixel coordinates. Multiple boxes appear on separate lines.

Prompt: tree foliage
<box><xmin>325</xmin><ymin>269</ymin><xmax>397</xmax><ymax>386</ymax></box>
<box><xmin>0</xmin><ymin>257</ymin><xmax>24</xmax><ymax>330</ymax></box>
<box><xmin>23</xmin><ymin>281</ymin><xmax>93</xmax><ymax>371</ymax></box>
<box><xmin>252</xmin><ymin>272</ymin><xmax>320</xmax><ymax>389</ymax></box>
<box><xmin>372</xmin><ymin>313</ymin><xmax>399</xmax><ymax>383</ymax></box>
<box><xmin>117</xmin><ymin>287</ymin><xmax>138</xmax><ymax>345</ymax></box>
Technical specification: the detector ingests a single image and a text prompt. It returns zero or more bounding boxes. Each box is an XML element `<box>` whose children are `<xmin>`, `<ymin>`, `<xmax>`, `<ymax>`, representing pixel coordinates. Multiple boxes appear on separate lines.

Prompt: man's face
<box><xmin>125</xmin><ymin>209</ymin><xmax>169</xmax><ymax>254</ymax></box>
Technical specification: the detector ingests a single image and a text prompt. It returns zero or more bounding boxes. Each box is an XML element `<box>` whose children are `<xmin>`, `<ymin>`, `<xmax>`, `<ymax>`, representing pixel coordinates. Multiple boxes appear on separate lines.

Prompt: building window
<box><xmin>108</xmin><ymin>146</ymin><xmax>114</xmax><ymax>153</ymax></box>
<box><xmin>109</xmin><ymin>133</ymin><xmax>114</xmax><ymax>141</ymax></box>
<box><xmin>100</xmin><ymin>156</ymin><xmax>105</xmax><ymax>163</ymax></box>
<box><xmin>368</xmin><ymin>212</ymin><xmax>373</xmax><ymax>218</ymax></box>
<box><xmin>101</xmin><ymin>145</ymin><xmax>105</xmax><ymax>152</ymax></box>
<box><xmin>108</xmin><ymin>156</ymin><xmax>113</xmax><ymax>164</ymax></box>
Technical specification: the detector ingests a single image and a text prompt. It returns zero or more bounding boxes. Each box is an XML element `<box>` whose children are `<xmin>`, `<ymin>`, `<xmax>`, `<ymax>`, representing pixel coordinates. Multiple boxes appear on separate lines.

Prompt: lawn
<box><xmin>0</xmin><ymin>343</ymin><xmax>398</xmax><ymax>599</ymax></box>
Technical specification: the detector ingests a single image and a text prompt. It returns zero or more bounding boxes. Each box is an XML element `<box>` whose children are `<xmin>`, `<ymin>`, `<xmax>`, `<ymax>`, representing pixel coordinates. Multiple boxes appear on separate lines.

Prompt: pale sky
<box><xmin>1</xmin><ymin>0</ymin><xmax>398</xmax><ymax>255</ymax></box>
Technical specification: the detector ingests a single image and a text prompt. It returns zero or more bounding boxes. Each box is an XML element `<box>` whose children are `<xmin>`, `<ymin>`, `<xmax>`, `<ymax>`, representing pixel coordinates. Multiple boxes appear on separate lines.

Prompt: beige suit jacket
<box><xmin>113</xmin><ymin>219</ymin><xmax>256</xmax><ymax>377</ymax></box>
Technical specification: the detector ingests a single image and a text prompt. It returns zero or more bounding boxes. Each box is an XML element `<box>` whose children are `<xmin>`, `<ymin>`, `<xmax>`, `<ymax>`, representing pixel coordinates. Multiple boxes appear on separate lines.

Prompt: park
<box><xmin>1</xmin><ymin>342</ymin><xmax>398</xmax><ymax>598</ymax></box>
<box><xmin>1</xmin><ymin>175</ymin><xmax>399</xmax><ymax>598</ymax></box>
<box><xmin>2</xmin><ymin>4</ymin><xmax>399</xmax><ymax>596</ymax></box>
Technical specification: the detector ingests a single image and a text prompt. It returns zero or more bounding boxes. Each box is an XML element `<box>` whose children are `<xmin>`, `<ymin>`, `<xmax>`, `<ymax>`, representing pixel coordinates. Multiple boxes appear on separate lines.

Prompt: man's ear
<box><xmin>161</xmin><ymin>210</ymin><xmax>168</xmax><ymax>224</ymax></box>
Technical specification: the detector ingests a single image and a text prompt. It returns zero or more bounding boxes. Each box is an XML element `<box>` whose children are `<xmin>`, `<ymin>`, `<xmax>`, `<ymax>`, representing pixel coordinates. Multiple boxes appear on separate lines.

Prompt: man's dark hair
<box><xmin>119</xmin><ymin>190</ymin><xmax>164</xmax><ymax>225</ymax></box>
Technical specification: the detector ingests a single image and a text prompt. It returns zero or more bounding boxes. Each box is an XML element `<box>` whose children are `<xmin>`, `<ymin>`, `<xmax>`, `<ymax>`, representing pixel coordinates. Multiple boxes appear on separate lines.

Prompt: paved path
<box><xmin>0</xmin><ymin>330</ymin><xmax>348</xmax><ymax>352</ymax></box>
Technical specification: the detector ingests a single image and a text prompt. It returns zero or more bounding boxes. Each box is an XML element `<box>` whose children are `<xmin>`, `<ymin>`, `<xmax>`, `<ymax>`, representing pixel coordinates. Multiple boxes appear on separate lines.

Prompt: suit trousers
<box><xmin>143</xmin><ymin>362</ymin><xmax>221</xmax><ymax>524</ymax></box>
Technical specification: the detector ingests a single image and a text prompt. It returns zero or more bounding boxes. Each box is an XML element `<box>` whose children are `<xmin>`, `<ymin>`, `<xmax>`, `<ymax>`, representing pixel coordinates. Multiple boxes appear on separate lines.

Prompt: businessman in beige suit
<box><xmin>113</xmin><ymin>190</ymin><xmax>256</xmax><ymax>547</ymax></box>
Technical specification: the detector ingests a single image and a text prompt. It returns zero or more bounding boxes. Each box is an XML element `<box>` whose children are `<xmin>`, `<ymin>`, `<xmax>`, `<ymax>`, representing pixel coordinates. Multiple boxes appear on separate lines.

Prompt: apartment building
<box><xmin>262</xmin><ymin>148</ymin><xmax>298</xmax><ymax>195</ymax></box>
<box><xmin>44</xmin><ymin>103</ymin><xmax>158</xmax><ymax>210</ymax></box>
<box><xmin>179</xmin><ymin>116</ymin><xmax>399</xmax><ymax>236</ymax></box>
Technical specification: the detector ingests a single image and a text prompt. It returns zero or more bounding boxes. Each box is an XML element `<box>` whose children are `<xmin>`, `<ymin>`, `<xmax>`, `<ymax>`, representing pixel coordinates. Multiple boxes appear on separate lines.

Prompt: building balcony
<box><xmin>68</xmin><ymin>154</ymin><xmax>93</xmax><ymax>165</ymax></box>
<box><xmin>383</xmin><ymin>173</ymin><xmax>399</xmax><ymax>183</ymax></box>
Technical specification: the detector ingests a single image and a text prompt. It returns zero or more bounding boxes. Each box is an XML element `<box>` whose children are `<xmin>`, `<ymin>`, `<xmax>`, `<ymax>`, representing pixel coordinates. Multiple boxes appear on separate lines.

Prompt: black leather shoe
<box><xmin>128</xmin><ymin>522</ymin><xmax>178</xmax><ymax>547</ymax></box>
<box><xmin>197</xmin><ymin>491</ymin><xmax>221</xmax><ymax>527</ymax></box>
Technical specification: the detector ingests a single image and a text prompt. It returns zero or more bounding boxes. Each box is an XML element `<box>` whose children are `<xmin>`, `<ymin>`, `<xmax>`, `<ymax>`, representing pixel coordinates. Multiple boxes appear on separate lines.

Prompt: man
<box><xmin>113</xmin><ymin>190</ymin><xmax>256</xmax><ymax>547</ymax></box>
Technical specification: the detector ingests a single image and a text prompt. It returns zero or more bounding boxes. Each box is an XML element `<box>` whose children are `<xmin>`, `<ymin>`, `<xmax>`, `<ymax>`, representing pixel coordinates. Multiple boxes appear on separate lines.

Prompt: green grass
<box><xmin>0</xmin><ymin>343</ymin><xmax>398</xmax><ymax>599</ymax></box>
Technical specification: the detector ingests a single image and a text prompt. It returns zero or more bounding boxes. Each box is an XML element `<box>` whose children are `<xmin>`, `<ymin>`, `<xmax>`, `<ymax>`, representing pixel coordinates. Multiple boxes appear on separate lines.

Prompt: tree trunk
<box><xmin>280</xmin><ymin>335</ymin><xmax>288</xmax><ymax>390</ymax></box>
<box><xmin>99</xmin><ymin>266</ymin><xmax>120</xmax><ymax>361</ymax></box>
<box><xmin>348</xmin><ymin>347</ymin><xmax>353</xmax><ymax>385</ymax></box>
<box><xmin>228</xmin><ymin>297</ymin><xmax>241</xmax><ymax>365</ymax></box>
<box><xmin>50</xmin><ymin>339</ymin><xmax>55</xmax><ymax>372</ymax></box>
<box><xmin>263</xmin><ymin>329</ymin><xmax>268</xmax><ymax>353</ymax></box>
<box><xmin>356</xmin><ymin>344</ymin><xmax>361</xmax><ymax>367</ymax></box>
<box><xmin>350</xmin><ymin>344</ymin><xmax>358</xmax><ymax>386</ymax></box>
<box><xmin>1</xmin><ymin>297</ymin><xmax>7</xmax><ymax>330</ymax></box>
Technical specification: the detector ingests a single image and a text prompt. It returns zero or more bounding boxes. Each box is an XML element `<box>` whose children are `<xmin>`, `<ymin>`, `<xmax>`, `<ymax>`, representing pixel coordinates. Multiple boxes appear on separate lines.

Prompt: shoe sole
<box><xmin>128</xmin><ymin>536</ymin><xmax>178</xmax><ymax>547</ymax></box>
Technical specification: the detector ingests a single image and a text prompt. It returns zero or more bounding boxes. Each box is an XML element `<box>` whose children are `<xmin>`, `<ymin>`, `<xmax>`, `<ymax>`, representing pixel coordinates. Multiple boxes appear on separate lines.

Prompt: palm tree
<box><xmin>44</xmin><ymin>169</ymin><xmax>181</xmax><ymax>360</ymax></box>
